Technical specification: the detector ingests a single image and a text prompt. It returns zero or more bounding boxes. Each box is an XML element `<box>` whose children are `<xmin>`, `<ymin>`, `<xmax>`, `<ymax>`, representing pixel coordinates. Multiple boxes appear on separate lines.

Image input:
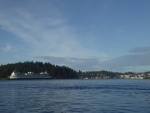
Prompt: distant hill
<box><xmin>0</xmin><ymin>61</ymin><xmax>78</xmax><ymax>79</ymax></box>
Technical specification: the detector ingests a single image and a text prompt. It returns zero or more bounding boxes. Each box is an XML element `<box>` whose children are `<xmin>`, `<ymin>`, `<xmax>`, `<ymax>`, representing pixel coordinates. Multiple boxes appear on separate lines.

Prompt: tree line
<box><xmin>0</xmin><ymin>61</ymin><xmax>78</xmax><ymax>79</ymax></box>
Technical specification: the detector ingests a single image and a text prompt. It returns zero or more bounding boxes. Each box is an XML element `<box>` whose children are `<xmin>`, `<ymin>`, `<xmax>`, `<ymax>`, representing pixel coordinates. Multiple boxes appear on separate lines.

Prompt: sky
<box><xmin>0</xmin><ymin>0</ymin><xmax>150</xmax><ymax>72</ymax></box>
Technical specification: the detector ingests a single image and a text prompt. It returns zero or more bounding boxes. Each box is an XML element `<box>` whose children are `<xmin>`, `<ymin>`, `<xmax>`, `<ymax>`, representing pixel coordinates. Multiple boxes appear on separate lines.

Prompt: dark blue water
<box><xmin>0</xmin><ymin>79</ymin><xmax>150</xmax><ymax>113</ymax></box>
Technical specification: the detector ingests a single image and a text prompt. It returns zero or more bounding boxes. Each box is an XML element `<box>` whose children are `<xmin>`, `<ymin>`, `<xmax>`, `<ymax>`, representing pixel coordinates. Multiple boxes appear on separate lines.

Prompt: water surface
<box><xmin>0</xmin><ymin>79</ymin><xmax>150</xmax><ymax>113</ymax></box>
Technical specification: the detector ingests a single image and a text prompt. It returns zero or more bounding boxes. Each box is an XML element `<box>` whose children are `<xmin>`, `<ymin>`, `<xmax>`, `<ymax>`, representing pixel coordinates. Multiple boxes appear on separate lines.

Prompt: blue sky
<box><xmin>0</xmin><ymin>0</ymin><xmax>150</xmax><ymax>72</ymax></box>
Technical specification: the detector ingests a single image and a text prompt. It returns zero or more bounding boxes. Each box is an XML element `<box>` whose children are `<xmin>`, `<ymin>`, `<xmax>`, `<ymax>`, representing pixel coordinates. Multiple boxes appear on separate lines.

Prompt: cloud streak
<box><xmin>2</xmin><ymin>44</ymin><xmax>14</xmax><ymax>52</ymax></box>
<box><xmin>129</xmin><ymin>46</ymin><xmax>150</xmax><ymax>53</ymax></box>
<box><xmin>0</xmin><ymin>1</ymin><xmax>108</xmax><ymax>60</ymax></box>
<box><xmin>35</xmin><ymin>46</ymin><xmax>150</xmax><ymax>72</ymax></box>
<box><xmin>35</xmin><ymin>56</ymin><xmax>101</xmax><ymax>71</ymax></box>
<box><xmin>100</xmin><ymin>46</ymin><xmax>150</xmax><ymax>72</ymax></box>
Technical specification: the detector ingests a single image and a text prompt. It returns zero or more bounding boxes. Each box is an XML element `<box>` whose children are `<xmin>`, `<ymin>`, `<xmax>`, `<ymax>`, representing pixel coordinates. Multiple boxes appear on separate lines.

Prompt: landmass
<box><xmin>0</xmin><ymin>61</ymin><xmax>150</xmax><ymax>79</ymax></box>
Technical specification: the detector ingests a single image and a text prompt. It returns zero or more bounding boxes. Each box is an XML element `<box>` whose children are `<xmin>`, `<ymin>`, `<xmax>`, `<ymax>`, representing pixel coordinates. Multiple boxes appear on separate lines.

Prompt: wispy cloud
<box><xmin>35</xmin><ymin>46</ymin><xmax>150</xmax><ymax>72</ymax></box>
<box><xmin>0</xmin><ymin>0</ymin><xmax>108</xmax><ymax>60</ymax></box>
<box><xmin>0</xmin><ymin>2</ymin><xmax>75</xmax><ymax>56</ymax></box>
<box><xmin>100</xmin><ymin>46</ymin><xmax>150</xmax><ymax>72</ymax></box>
<box><xmin>35</xmin><ymin>56</ymin><xmax>101</xmax><ymax>71</ymax></box>
<box><xmin>2</xmin><ymin>44</ymin><xmax>14</xmax><ymax>52</ymax></box>
<box><xmin>129</xmin><ymin>46</ymin><xmax>150</xmax><ymax>53</ymax></box>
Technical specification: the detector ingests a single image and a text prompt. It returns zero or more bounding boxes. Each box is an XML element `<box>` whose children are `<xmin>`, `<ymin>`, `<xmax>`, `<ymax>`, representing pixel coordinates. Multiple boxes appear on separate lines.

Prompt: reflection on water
<box><xmin>0</xmin><ymin>79</ymin><xmax>150</xmax><ymax>113</ymax></box>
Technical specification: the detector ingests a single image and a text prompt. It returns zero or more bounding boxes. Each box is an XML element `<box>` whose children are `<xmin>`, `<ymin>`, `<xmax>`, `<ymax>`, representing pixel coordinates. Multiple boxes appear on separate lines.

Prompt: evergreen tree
<box><xmin>0</xmin><ymin>61</ymin><xmax>78</xmax><ymax>79</ymax></box>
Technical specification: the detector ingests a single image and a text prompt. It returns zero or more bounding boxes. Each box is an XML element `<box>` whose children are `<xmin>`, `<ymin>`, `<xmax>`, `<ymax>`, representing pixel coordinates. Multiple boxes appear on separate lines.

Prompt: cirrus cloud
<box><xmin>35</xmin><ymin>46</ymin><xmax>150</xmax><ymax>72</ymax></box>
<box><xmin>0</xmin><ymin>0</ymin><xmax>107</xmax><ymax>60</ymax></box>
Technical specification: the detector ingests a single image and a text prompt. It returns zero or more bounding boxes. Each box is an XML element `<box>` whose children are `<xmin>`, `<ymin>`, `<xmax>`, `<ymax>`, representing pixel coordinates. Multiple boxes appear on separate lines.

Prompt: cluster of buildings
<box><xmin>120</xmin><ymin>74</ymin><xmax>144</xmax><ymax>79</ymax></box>
<box><xmin>120</xmin><ymin>73</ymin><xmax>150</xmax><ymax>79</ymax></box>
<box><xmin>81</xmin><ymin>72</ymin><xmax>150</xmax><ymax>79</ymax></box>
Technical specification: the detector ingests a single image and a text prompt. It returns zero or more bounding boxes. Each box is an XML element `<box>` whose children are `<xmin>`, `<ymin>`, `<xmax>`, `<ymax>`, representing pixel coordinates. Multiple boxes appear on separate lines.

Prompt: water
<box><xmin>0</xmin><ymin>79</ymin><xmax>150</xmax><ymax>113</ymax></box>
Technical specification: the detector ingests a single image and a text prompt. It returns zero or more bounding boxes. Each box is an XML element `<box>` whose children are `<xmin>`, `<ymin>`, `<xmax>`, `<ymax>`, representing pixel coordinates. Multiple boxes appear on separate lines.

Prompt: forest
<box><xmin>0</xmin><ymin>61</ymin><xmax>78</xmax><ymax>79</ymax></box>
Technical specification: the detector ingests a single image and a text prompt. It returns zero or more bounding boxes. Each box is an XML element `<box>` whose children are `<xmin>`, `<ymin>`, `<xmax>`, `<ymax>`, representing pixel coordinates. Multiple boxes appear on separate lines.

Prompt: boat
<box><xmin>9</xmin><ymin>71</ymin><xmax>52</xmax><ymax>79</ymax></box>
